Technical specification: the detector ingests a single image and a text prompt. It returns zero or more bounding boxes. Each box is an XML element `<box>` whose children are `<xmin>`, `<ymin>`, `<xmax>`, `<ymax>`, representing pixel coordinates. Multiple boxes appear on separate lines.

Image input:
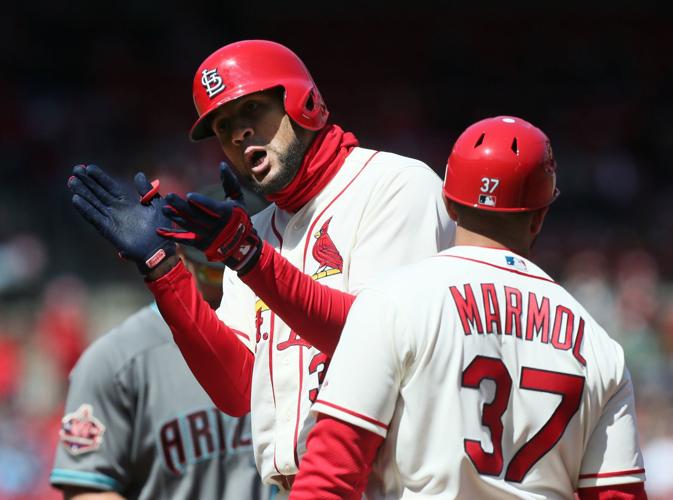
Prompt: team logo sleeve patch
<box><xmin>59</xmin><ymin>404</ymin><xmax>106</xmax><ymax>455</ymax></box>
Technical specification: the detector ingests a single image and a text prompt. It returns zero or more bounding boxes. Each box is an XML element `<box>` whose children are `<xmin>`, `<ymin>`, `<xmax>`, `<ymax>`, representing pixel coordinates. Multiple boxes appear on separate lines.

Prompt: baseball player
<box><xmin>66</xmin><ymin>39</ymin><xmax>455</xmax><ymax>495</ymax></box>
<box><xmin>290</xmin><ymin>117</ymin><xmax>646</xmax><ymax>499</ymax></box>
<box><xmin>50</xmin><ymin>190</ymin><xmax>273</xmax><ymax>499</ymax></box>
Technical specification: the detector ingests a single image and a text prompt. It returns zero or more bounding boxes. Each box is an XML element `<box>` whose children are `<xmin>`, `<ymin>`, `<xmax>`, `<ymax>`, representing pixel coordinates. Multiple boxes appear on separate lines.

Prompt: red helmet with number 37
<box><xmin>189</xmin><ymin>40</ymin><xmax>329</xmax><ymax>141</ymax></box>
<box><xmin>443</xmin><ymin>116</ymin><xmax>559</xmax><ymax>212</ymax></box>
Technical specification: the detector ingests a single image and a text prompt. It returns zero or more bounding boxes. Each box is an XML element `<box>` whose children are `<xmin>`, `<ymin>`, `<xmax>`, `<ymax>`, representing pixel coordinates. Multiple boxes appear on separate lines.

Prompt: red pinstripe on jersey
<box><xmin>290</xmin><ymin>150</ymin><xmax>381</xmax><ymax>463</ymax></box>
<box><xmin>439</xmin><ymin>254</ymin><xmax>558</xmax><ymax>284</ymax></box>
<box><xmin>579</xmin><ymin>468</ymin><xmax>645</xmax><ymax>479</ymax></box>
<box><xmin>315</xmin><ymin>400</ymin><xmax>389</xmax><ymax>430</ymax></box>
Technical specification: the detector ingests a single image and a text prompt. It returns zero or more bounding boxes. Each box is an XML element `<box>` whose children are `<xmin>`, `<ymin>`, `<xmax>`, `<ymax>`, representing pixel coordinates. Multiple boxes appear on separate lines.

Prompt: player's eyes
<box><xmin>214</xmin><ymin>119</ymin><xmax>228</xmax><ymax>133</ymax></box>
<box><xmin>244</xmin><ymin>101</ymin><xmax>259</xmax><ymax>113</ymax></box>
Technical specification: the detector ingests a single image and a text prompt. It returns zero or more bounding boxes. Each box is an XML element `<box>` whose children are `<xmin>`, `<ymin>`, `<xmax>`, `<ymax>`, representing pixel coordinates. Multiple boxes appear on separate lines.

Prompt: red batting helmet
<box><xmin>443</xmin><ymin>116</ymin><xmax>559</xmax><ymax>212</ymax></box>
<box><xmin>189</xmin><ymin>40</ymin><xmax>329</xmax><ymax>141</ymax></box>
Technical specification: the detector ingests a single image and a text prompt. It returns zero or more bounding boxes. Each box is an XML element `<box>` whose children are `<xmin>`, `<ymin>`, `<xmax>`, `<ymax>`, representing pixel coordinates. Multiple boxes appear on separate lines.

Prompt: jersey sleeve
<box><xmin>578</xmin><ymin>366</ymin><xmax>646</xmax><ymax>488</ymax></box>
<box><xmin>50</xmin><ymin>338</ymin><xmax>133</xmax><ymax>493</ymax></box>
<box><xmin>291</xmin><ymin>415</ymin><xmax>384</xmax><ymax>499</ymax></box>
<box><xmin>348</xmin><ymin>164</ymin><xmax>454</xmax><ymax>293</ymax></box>
<box><xmin>311</xmin><ymin>288</ymin><xmax>410</xmax><ymax>437</ymax></box>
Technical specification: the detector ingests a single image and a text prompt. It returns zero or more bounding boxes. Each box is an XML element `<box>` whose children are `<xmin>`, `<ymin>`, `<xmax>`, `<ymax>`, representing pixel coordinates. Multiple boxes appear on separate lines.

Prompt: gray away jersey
<box><xmin>50</xmin><ymin>304</ymin><xmax>271</xmax><ymax>500</ymax></box>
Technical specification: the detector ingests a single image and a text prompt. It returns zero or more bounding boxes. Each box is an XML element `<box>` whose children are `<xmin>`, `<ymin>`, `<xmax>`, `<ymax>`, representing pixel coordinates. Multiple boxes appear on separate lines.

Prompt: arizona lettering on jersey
<box><xmin>158</xmin><ymin>408</ymin><xmax>252</xmax><ymax>475</ymax></box>
<box><xmin>216</xmin><ymin>147</ymin><xmax>455</xmax><ymax>486</ymax></box>
<box><xmin>313</xmin><ymin>246</ymin><xmax>644</xmax><ymax>499</ymax></box>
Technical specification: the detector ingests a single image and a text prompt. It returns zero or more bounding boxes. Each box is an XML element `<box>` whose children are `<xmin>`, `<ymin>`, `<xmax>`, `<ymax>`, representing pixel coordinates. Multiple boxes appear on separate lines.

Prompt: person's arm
<box><xmin>50</xmin><ymin>333</ymin><xmax>133</xmax><ymax>496</ymax></box>
<box><xmin>290</xmin><ymin>415</ymin><xmax>383</xmax><ymax>499</ymax></box>
<box><xmin>146</xmin><ymin>260</ymin><xmax>254</xmax><ymax>416</ymax></box>
<box><xmin>63</xmin><ymin>487</ymin><xmax>125</xmax><ymax>500</ymax></box>
<box><xmin>576</xmin><ymin>482</ymin><xmax>646</xmax><ymax>499</ymax></box>
<box><xmin>577</xmin><ymin>361</ymin><xmax>646</xmax><ymax>495</ymax></box>
<box><xmin>291</xmin><ymin>289</ymin><xmax>407</xmax><ymax>497</ymax></box>
<box><xmin>67</xmin><ymin>164</ymin><xmax>255</xmax><ymax>414</ymax></box>
<box><xmin>160</xmin><ymin>161</ymin><xmax>452</xmax><ymax>358</ymax></box>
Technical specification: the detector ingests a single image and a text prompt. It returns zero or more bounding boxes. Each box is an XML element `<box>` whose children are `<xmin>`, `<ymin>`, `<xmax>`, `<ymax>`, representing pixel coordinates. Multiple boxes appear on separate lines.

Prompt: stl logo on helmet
<box><xmin>201</xmin><ymin>68</ymin><xmax>226</xmax><ymax>98</ymax></box>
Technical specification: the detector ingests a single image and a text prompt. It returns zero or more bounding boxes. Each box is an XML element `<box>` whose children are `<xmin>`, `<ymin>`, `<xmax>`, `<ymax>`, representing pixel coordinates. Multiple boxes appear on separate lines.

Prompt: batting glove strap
<box><xmin>228</xmin><ymin>230</ymin><xmax>263</xmax><ymax>276</ymax></box>
<box><xmin>204</xmin><ymin>206</ymin><xmax>262</xmax><ymax>274</ymax></box>
<box><xmin>126</xmin><ymin>242</ymin><xmax>176</xmax><ymax>275</ymax></box>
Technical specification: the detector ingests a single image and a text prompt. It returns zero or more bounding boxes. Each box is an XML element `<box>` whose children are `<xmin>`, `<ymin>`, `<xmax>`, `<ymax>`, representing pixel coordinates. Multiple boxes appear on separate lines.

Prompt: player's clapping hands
<box><xmin>158</xmin><ymin>161</ymin><xmax>262</xmax><ymax>274</ymax></box>
<box><xmin>67</xmin><ymin>164</ymin><xmax>176</xmax><ymax>274</ymax></box>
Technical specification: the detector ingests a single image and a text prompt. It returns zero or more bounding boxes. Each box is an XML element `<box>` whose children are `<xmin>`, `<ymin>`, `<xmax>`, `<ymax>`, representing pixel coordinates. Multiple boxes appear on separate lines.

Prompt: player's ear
<box><xmin>530</xmin><ymin>206</ymin><xmax>549</xmax><ymax>236</ymax></box>
<box><xmin>443</xmin><ymin>195</ymin><xmax>459</xmax><ymax>222</ymax></box>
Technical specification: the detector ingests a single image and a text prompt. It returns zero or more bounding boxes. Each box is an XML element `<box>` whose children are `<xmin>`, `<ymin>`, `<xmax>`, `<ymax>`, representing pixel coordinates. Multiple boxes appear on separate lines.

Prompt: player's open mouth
<box><xmin>245</xmin><ymin>147</ymin><xmax>270</xmax><ymax>179</ymax></box>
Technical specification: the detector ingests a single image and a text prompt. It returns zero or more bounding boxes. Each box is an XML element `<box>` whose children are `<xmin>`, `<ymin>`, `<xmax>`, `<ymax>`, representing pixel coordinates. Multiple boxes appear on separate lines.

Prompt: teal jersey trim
<box><xmin>50</xmin><ymin>469</ymin><xmax>122</xmax><ymax>492</ymax></box>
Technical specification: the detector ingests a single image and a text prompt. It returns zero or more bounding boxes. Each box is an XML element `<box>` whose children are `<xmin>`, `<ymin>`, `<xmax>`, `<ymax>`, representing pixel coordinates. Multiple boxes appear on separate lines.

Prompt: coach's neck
<box><xmin>445</xmin><ymin>197</ymin><xmax>548</xmax><ymax>258</ymax></box>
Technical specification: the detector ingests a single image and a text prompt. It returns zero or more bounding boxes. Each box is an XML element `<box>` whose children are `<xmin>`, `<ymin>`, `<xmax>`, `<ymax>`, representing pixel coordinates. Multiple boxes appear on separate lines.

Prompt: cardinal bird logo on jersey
<box><xmin>59</xmin><ymin>404</ymin><xmax>106</xmax><ymax>455</ymax></box>
<box><xmin>311</xmin><ymin>217</ymin><xmax>343</xmax><ymax>280</ymax></box>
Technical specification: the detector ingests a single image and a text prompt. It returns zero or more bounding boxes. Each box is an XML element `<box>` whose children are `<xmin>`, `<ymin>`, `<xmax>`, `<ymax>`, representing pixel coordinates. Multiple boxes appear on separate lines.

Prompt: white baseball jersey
<box><xmin>216</xmin><ymin>147</ymin><xmax>455</xmax><ymax>487</ymax></box>
<box><xmin>314</xmin><ymin>245</ymin><xmax>645</xmax><ymax>499</ymax></box>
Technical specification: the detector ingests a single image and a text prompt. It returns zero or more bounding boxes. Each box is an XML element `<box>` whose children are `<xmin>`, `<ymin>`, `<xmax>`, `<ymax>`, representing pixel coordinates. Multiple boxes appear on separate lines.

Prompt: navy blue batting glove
<box><xmin>68</xmin><ymin>164</ymin><xmax>177</xmax><ymax>275</ymax></box>
<box><xmin>157</xmin><ymin>162</ymin><xmax>262</xmax><ymax>275</ymax></box>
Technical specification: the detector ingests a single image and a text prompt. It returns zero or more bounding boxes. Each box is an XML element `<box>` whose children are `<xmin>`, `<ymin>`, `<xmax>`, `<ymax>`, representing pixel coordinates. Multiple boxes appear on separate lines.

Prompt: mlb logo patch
<box><xmin>505</xmin><ymin>255</ymin><xmax>528</xmax><ymax>271</ymax></box>
<box><xmin>59</xmin><ymin>404</ymin><xmax>106</xmax><ymax>455</ymax></box>
<box><xmin>478</xmin><ymin>194</ymin><xmax>496</xmax><ymax>207</ymax></box>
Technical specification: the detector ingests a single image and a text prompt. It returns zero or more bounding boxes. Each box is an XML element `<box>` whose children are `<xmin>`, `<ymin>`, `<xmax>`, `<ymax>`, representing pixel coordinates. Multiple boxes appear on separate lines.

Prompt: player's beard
<box><xmin>250</xmin><ymin>133</ymin><xmax>311</xmax><ymax>196</ymax></box>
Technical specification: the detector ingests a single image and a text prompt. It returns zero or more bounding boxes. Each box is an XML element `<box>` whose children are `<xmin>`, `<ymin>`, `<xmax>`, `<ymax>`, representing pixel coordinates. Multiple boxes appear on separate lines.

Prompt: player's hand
<box><xmin>68</xmin><ymin>164</ymin><xmax>177</xmax><ymax>275</ymax></box>
<box><xmin>157</xmin><ymin>162</ymin><xmax>262</xmax><ymax>275</ymax></box>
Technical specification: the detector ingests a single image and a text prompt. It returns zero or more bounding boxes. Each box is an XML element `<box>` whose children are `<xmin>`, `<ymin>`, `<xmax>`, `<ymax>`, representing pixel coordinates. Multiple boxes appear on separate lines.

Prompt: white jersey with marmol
<box><xmin>314</xmin><ymin>245</ymin><xmax>645</xmax><ymax>499</ymax></box>
<box><xmin>216</xmin><ymin>147</ymin><xmax>455</xmax><ymax>487</ymax></box>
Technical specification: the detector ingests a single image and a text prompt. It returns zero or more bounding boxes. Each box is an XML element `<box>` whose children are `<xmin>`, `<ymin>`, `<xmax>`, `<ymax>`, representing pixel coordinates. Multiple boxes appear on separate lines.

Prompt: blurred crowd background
<box><xmin>1</xmin><ymin>2</ymin><xmax>672</xmax><ymax>499</ymax></box>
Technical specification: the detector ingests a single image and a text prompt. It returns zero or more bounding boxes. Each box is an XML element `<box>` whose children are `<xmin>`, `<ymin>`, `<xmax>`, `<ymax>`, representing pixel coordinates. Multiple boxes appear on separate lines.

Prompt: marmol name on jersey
<box><xmin>449</xmin><ymin>282</ymin><xmax>587</xmax><ymax>367</ymax></box>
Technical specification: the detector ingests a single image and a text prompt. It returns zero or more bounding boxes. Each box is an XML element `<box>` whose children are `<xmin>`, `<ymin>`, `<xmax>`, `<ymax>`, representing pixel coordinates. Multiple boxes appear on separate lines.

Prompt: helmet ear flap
<box><xmin>300</xmin><ymin>88</ymin><xmax>324</xmax><ymax>122</ymax></box>
<box><xmin>282</xmin><ymin>83</ymin><xmax>328</xmax><ymax>130</ymax></box>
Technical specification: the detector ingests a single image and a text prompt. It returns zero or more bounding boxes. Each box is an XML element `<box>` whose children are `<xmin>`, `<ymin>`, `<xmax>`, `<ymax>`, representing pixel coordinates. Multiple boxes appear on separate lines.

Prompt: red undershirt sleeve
<box><xmin>146</xmin><ymin>261</ymin><xmax>254</xmax><ymax>416</ymax></box>
<box><xmin>240</xmin><ymin>242</ymin><xmax>356</xmax><ymax>356</ymax></box>
<box><xmin>577</xmin><ymin>483</ymin><xmax>647</xmax><ymax>500</ymax></box>
<box><xmin>290</xmin><ymin>415</ymin><xmax>383</xmax><ymax>500</ymax></box>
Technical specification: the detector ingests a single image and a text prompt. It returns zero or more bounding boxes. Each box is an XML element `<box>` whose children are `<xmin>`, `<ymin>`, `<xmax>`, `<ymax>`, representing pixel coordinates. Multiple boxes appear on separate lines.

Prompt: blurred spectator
<box><xmin>34</xmin><ymin>276</ymin><xmax>88</xmax><ymax>379</ymax></box>
<box><xmin>0</xmin><ymin>235</ymin><xmax>47</xmax><ymax>294</ymax></box>
<box><xmin>0</xmin><ymin>336</ymin><xmax>21</xmax><ymax>405</ymax></box>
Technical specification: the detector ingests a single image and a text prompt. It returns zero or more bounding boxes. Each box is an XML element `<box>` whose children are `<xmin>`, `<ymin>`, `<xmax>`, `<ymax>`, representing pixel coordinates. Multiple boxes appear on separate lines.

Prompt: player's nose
<box><xmin>231</xmin><ymin>123</ymin><xmax>254</xmax><ymax>147</ymax></box>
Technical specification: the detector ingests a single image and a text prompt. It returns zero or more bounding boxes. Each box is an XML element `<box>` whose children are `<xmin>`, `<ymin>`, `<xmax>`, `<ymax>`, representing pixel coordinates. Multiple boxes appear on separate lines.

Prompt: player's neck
<box><xmin>454</xmin><ymin>226</ymin><xmax>530</xmax><ymax>257</ymax></box>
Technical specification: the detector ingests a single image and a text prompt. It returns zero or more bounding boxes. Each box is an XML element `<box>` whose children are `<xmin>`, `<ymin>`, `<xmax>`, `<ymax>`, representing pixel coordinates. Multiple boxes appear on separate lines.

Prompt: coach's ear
<box><xmin>443</xmin><ymin>195</ymin><xmax>459</xmax><ymax>222</ymax></box>
<box><xmin>530</xmin><ymin>206</ymin><xmax>549</xmax><ymax>237</ymax></box>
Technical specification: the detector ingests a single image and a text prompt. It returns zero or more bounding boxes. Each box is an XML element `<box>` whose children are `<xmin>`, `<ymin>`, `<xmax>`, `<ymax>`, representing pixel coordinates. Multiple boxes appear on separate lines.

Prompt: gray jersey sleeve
<box><xmin>50</xmin><ymin>333</ymin><xmax>134</xmax><ymax>492</ymax></box>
